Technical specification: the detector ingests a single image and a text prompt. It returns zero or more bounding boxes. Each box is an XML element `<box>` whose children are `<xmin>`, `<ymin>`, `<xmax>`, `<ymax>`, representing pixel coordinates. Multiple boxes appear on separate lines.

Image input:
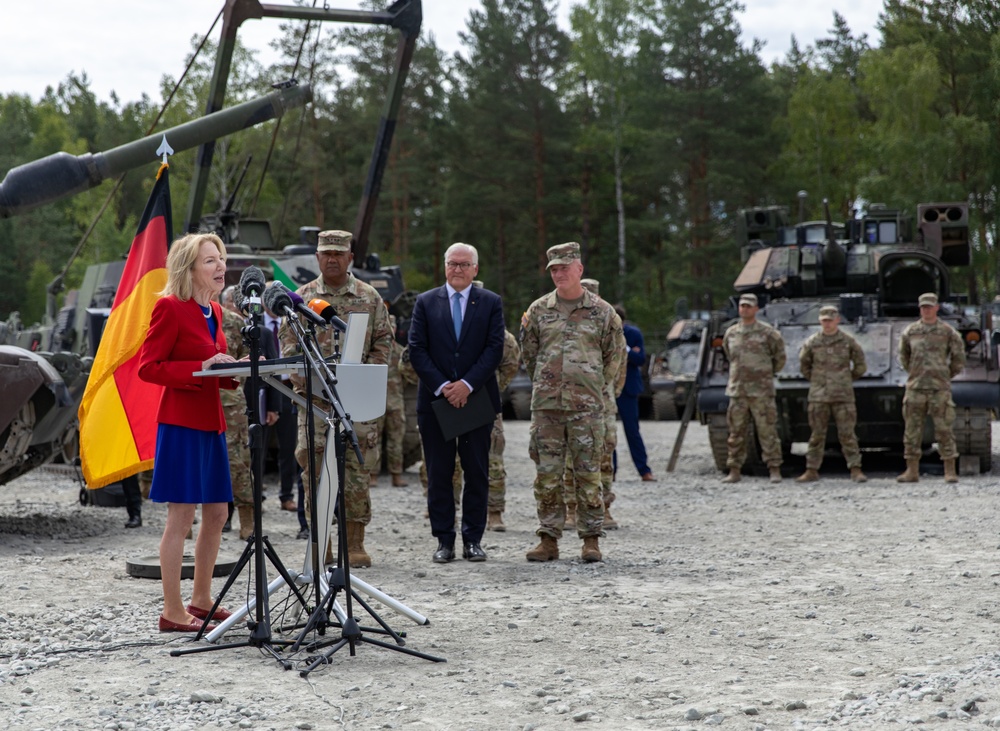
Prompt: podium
<box><xmin>198</xmin><ymin>360</ymin><xmax>388</xmax><ymax>423</ymax></box>
<box><xmin>192</xmin><ymin>359</ymin><xmax>428</xmax><ymax>640</ymax></box>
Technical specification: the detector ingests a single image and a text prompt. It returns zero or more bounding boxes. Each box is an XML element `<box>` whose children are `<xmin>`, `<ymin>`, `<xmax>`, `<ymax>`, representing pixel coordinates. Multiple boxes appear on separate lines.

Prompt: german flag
<box><xmin>78</xmin><ymin>164</ymin><xmax>172</xmax><ymax>489</ymax></box>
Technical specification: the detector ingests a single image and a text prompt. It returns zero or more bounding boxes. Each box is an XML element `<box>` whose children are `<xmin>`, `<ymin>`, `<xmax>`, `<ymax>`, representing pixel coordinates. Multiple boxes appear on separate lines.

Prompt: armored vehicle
<box><xmin>0</xmin><ymin>0</ymin><xmax>424</xmax><ymax>486</ymax></box>
<box><xmin>648</xmin><ymin>318</ymin><xmax>707</xmax><ymax>420</ymax></box>
<box><xmin>697</xmin><ymin>201</ymin><xmax>996</xmax><ymax>474</ymax></box>
<box><xmin>0</xmin><ymin>86</ymin><xmax>311</xmax><ymax>486</ymax></box>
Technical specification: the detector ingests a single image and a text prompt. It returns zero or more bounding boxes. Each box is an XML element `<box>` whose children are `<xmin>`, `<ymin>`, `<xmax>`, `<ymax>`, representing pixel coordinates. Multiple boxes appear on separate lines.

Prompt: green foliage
<box><xmin>5</xmin><ymin>0</ymin><xmax>1000</xmax><ymax>336</ymax></box>
<box><xmin>23</xmin><ymin>260</ymin><xmax>55</xmax><ymax>325</ymax></box>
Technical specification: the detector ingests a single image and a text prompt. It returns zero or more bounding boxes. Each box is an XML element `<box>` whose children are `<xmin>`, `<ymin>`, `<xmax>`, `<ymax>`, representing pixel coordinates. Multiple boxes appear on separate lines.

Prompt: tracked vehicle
<box><xmin>697</xmin><ymin>201</ymin><xmax>996</xmax><ymax>474</ymax></box>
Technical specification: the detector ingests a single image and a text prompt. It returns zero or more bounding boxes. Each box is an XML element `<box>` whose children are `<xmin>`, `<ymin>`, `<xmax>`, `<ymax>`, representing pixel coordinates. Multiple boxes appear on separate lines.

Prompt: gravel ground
<box><xmin>2</xmin><ymin>419</ymin><xmax>1000</xmax><ymax>730</ymax></box>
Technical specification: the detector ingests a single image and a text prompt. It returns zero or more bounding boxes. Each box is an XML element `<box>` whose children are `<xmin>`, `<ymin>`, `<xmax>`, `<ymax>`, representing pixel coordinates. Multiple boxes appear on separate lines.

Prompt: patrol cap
<box><xmin>317</xmin><ymin>230</ymin><xmax>352</xmax><ymax>252</ymax></box>
<box><xmin>738</xmin><ymin>293</ymin><xmax>758</xmax><ymax>307</ymax></box>
<box><xmin>546</xmin><ymin>242</ymin><xmax>581</xmax><ymax>269</ymax></box>
<box><xmin>918</xmin><ymin>292</ymin><xmax>938</xmax><ymax>307</ymax></box>
<box><xmin>819</xmin><ymin>305</ymin><xmax>838</xmax><ymax>320</ymax></box>
<box><xmin>581</xmin><ymin>278</ymin><xmax>600</xmax><ymax>295</ymax></box>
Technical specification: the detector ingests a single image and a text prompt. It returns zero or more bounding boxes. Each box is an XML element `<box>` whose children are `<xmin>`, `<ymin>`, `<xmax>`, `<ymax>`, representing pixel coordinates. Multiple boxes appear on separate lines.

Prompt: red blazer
<box><xmin>138</xmin><ymin>295</ymin><xmax>238</xmax><ymax>433</ymax></box>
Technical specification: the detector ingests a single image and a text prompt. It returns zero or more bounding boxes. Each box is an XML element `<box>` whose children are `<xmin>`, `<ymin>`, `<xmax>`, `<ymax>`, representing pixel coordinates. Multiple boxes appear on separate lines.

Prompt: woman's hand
<box><xmin>202</xmin><ymin>353</ymin><xmax>237</xmax><ymax>370</ymax></box>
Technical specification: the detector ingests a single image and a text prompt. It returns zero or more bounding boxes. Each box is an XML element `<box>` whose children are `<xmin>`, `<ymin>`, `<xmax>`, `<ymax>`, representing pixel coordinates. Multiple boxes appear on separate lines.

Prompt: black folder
<box><xmin>431</xmin><ymin>388</ymin><xmax>497</xmax><ymax>441</ymax></box>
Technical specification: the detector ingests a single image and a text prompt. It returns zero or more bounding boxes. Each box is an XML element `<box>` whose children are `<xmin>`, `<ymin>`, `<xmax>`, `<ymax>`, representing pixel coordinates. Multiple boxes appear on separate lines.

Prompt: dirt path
<box><xmin>2</xmin><ymin>420</ymin><xmax>999</xmax><ymax>730</ymax></box>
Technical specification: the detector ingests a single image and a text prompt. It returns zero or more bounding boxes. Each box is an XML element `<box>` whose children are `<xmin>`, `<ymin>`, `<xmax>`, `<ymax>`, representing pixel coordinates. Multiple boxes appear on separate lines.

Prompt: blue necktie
<box><xmin>452</xmin><ymin>291</ymin><xmax>463</xmax><ymax>340</ymax></box>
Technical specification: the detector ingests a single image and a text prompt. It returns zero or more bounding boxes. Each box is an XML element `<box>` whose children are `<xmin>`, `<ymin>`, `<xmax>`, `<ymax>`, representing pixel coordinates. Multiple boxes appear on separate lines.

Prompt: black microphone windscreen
<box><xmin>239</xmin><ymin>265</ymin><xmax>266</xmax><ymax>297</ymax></box>
<box><xmin>263</xmin><ymin>284</ymin><xmax>293</xmax><ymax>315</ymax></box>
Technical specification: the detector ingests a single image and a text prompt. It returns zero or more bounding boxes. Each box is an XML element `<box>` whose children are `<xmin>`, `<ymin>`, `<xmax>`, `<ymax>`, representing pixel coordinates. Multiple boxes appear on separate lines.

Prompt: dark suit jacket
<box><xmin>138</xmin><ymin>295</ymin><xmax>238</xmax><ymax>433</ymax></box>
<box><xmin>408</xmin><ymin>285</ymin><xmax>505</xmax><ymax>416</ymax></box>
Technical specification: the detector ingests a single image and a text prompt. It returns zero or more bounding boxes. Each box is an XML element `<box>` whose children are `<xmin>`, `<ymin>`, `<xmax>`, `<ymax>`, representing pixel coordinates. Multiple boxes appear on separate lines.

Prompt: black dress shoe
<box><xmin>125</xmin><ymin>515</ymin><xmax>142</xmax><ymax>529</ymax></box>
<box><xmin>462</xmin><ymin>542</ymin><xmax>487</xmax><ymax>562</ymax></box>
<box><xmin>433</xmin><ymin>542</ymin><xmax>456</xmax><ymax>563</ymax></box>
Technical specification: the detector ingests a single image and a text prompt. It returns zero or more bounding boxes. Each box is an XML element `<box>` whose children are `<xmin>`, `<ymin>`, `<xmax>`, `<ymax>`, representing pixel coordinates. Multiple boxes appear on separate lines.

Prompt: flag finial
<box><xmin>156</xmin><ymin>135</ymin><xmax>174</xmax><ymax>165</ymax></box>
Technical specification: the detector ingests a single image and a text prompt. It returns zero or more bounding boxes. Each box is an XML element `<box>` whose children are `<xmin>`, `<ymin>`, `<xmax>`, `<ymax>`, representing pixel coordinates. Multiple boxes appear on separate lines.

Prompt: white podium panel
<box><xmin>196</xmin><ymin>361</ymin><xmax>388</xmax><ymax>421</ymax></box>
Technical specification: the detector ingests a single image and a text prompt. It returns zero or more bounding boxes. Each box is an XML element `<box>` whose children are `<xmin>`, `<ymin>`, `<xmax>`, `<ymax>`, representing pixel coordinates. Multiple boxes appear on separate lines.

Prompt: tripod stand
<box><xmin>278</xmin><ymin>313</ymin><xmax>444</xmax><ymax>673</ymax></box>
<box><xmin>173</xmin><ymin>313</ymin><xmax>307</xmax><ymax>663</ymax></box>
<box><xmin>294</xmin><ymin>385</ymin><xmax>445</xmax><ymax>675</ymax></box>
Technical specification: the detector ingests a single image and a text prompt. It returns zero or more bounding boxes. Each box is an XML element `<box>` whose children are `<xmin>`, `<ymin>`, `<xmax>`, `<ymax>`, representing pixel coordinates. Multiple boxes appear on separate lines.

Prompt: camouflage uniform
<box><xmin>220</xmin><ymin>307</ymin><xmax>251</xmax><ymax>509</ymax></box>
<box><xmin>799</xmin><ymin>328</ymin><xmax>866</xmax><ymax>470</ymax></box>
<box><xmin>564</xmin><ymin>317</ymin><xmax>625</xmax><ymax>515</ymax></box>
<box><xmin>376</xmin><ymin>318</ymin><xmax>406</xmax><ymax>476</ymax></box>
<box><xmin>488</xmin><ymin>329</ymin><xmax>521</xmax><ymax>511</ymax></box>
<box><xmin>899</xmin><ymin>319</ymin><xmax>965</xmax><ymax>460</ymax></box>
<box><xmin>723</xmin><ymin>320</ymin><xmax>786</xmax><ymax>469</ymax></box>
<box><xmin>521</xmin><ymin>289</ymin><xmax>626</xmax><ymax>539</ymax></box>
<box><xmin>279</xmin><ymin>271</ymin><xmax>392</xmax><ymax>525</ymax></box>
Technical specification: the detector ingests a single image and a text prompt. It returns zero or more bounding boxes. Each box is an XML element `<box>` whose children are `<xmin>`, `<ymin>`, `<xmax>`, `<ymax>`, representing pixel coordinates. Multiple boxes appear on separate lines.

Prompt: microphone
<box><xmin>307</xmin><ymin>298</ymin><xmax>349</xmax><ymax>333</ymax></box>
<box><xmin>262</xmin><ymin>282</ymin><xmax>295</xmax><ymax>320</ymax></box>
<box><xmin>231</xmin><ymin>290</ymin><xmax>254</xmax><ymax>318</ymax></box>
<box><xmin>238</xmin><ymin>265</ymin><xmax>265</xmax><ymax>315</ymax></box>
<box><xmin>270</xmin><ymin>282</ymin><xmax>331</xmax><ymax>329</ymax></box>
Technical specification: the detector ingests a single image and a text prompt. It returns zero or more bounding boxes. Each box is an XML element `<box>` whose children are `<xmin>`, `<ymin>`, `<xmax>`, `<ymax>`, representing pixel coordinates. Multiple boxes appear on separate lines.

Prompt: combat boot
<box><xmin>525</xmin><ymin>534</ymin><xmax>559</xmax><ymax>562</ymax></box>
<box><xmin>581</xmin><ymin>536</ymin><xmax>602</xmax><ymax>563</ymax></box>
<box><xmin>564</xmin><ymin>503</ymin><xmax>577</xmax><ymax>529</ymax></box>
<box><xmin>721</xmin><ymin>468</ymin><xmax>741</xmax><ymax>484</ymax></box>
<box><xmin>238</xmin><ymin>505</ymin><xmax>255</xmax><ymax>540</ymax></box>
<box><xmin>346</xmin><ymin>522</ymin><xmax>372</xmax><ymax>568</ymax></box>
<box><xmin>850</xmin><ymin>467</ymin><xmax>868</xmax><ymax>483</ymax></box>
<box><xmin>795</xmin><ymin>469</ymin><xmax>820</xmax><ymax>483</ymax></box>
<box><xmin>603</xmin><ymin>506</ymin><xmax>618</xmax><ymax>530</ymax></box>
<box><xmin>391</xmin><ymin>472</ymin><xmax>409</xmax><ymax>487</ymax></box>
<box><xmin>896</xmin><ymin>459</ymin><xmax>919</xmax><ymax>483</ymax></box>
<box><xmin>487</xmin><ymin>510</ymin><xmax>506</xmax><ymax>532</ymax></box>
<box><xmin>325</xmin><ymin>537</ymin><xmax>335</xmax><ymax>566</ymax></box>
<box><xmin>769</xmin><ymin>466</ymin><xmax>782</xmax><ymax>483</ymax></box>
<box><xmin>943</xmin><ymin>458</ymin><xmax>959</xmax><ymax>484</ymax></box>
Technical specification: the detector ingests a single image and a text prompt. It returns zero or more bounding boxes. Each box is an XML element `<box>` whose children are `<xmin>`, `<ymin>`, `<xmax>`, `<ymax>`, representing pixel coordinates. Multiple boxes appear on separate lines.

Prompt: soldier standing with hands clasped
<box><xmin>721</xmin><ymin>293</ymin><xmax>786</xmax><ymax>484</ymax></box>
<box><xmin>520</xmin><ymin>242</ymin><xmax>626</xmax><ymax>563</ymax></box>
<box><xmin>796</xmin><ymin>305</ymin><xmax>868</xmax><ymax>483</ymax></box>
<box><xmin>896</xmin><ymin>292</ymin><xmax>965</xmax><ymax>484</ymax></box>
<box><xmin>279</xmin><ymin>229</ymin><xmax>393</xmax><ymax>568</ymax></box>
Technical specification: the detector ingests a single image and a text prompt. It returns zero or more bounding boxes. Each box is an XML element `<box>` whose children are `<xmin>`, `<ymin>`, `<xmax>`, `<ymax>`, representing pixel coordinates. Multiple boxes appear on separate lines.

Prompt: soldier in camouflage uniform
<box><xmin>562</xmin><ymin>278</ymin><xmax>624</xmax><ymax>531</ymax></box>
<box><xmin>796</xmin><ymin>305</ymin><xmax>868</xmax><ymax>483</ymax></box>
<box><xmin>520</xmin><ymin>242</ymin><xmax>626</xmax><ymax>563</ymax></box>
<box><xmin>375</xmin><ymin>314</ymin><xmax>408</xmax><ymax>487</ymax></box>
<box><xmin>278</xmin><ymin>230</ymin><xmax>393</xmax><ymax>568</ymax></box>
<box><xmin>896</xmin><ymin>292</ymin><xmax>966</xmax><ymax>484</ymax></box>
<box><xmin>485</xmin><ymin>327</ymin><xmax>521</xmax><ymax>531</ymax></box>
<box><xmin>721</xmin><ymin>293</ymin><xmax>786</xmax><ymax>484</ymax></box>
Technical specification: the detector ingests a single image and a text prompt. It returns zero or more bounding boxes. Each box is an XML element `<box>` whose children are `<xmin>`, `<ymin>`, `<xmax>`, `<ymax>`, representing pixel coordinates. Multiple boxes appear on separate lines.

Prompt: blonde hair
<box><xmin>160</xmin><ymin>233</ymin><xmax>227</xmax><ymax>301</ymax></box>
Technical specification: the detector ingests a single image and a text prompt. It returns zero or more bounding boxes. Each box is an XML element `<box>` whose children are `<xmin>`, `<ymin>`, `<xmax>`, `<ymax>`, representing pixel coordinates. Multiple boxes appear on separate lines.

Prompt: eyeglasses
<box><xmin>445</xmin><ymin>261</ymin><xmax>475</xmax><ymax>270</ymax></box>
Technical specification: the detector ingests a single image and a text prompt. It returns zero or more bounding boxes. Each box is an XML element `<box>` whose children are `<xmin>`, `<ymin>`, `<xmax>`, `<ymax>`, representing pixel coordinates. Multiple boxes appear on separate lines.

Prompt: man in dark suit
<box><xmin>408</xmin><ymin>243</ymin><xmax>505</xmax><ymax>563</ymax></box>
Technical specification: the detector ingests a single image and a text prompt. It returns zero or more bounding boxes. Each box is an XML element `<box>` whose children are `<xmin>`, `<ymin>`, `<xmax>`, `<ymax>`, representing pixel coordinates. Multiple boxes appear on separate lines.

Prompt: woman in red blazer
<box><xmin>139</xmin><ymin>233</ymin><xmax>239</xmax><ymax>633</ymax></box>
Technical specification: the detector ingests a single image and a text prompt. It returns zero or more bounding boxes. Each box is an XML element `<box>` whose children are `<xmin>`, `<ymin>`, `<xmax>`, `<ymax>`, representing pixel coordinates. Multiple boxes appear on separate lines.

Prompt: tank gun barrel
<box><xmin>0</xmin><ymin>83</ymin><xmax>312</xmax><ymax>219</ymax></box>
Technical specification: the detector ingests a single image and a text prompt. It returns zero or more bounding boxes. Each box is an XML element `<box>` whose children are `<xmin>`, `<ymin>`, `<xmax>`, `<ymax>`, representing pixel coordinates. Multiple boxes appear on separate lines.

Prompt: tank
<box><xmin>696</xmin><ymin>200</ymin><xmax>997</xmax><ymax>474</ymax></box>
<box><xmin>0</xmin><ymin>0</ymin><xmax>425</xmax><ymax>485</ymax></box>
<box><xmin>0</xmin><ymin>86</ymin><xmax>313</xmax><ymax>486</ymax></box>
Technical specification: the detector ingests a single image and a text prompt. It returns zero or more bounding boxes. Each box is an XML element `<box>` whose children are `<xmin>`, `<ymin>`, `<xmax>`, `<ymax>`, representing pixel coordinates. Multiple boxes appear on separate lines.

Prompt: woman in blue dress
<box><xmin>139</xmin><ymin>233</ymin><xmax>240</xmax><ymax>632</ymax></box>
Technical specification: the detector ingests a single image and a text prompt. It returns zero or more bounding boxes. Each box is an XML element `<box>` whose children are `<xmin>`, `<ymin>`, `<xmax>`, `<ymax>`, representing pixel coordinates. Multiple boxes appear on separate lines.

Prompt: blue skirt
<box><xmin>149</xmin><ymin>424</ymin><xmax>233</xmax><ymax>504</ymax></box>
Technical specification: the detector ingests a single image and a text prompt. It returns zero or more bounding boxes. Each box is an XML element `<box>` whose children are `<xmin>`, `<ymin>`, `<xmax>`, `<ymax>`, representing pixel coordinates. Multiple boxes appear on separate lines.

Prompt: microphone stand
<box><xmin>281</xmin><ymin>310</ymin><xmax>443</xmax><ymax>671</ymax></box>
<box><xmin>173</xmin><ymin>306</ymin><xmax>306</xmax><ymax>665</ymax></box>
